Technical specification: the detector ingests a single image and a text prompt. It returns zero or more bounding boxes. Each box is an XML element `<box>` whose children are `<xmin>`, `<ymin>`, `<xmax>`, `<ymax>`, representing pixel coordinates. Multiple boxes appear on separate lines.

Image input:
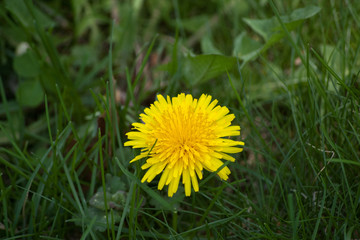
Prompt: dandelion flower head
<box><xmin>124</xmin><ymin>93</ymin><xmax>244</xmax><ymax>197</ymax></box>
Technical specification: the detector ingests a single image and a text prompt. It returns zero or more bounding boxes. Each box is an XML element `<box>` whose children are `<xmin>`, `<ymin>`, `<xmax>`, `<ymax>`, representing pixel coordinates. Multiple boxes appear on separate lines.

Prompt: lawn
<box><xmin>1</xmin><ymin>0</ymin><xmax>360</xmax><ymax>239</ymax></box>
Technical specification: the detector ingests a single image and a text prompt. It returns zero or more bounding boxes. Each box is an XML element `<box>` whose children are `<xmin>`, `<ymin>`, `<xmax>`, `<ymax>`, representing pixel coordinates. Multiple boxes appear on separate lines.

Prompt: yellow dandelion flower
<box><xmin>124</xmin><ymin>93</ymin><xmax>244</xmax><ymax>197</ymax></box>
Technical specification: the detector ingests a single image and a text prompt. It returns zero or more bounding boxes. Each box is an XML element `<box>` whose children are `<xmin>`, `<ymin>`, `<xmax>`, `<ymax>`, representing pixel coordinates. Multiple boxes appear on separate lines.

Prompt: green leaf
<box><xmin>77</xmin><ymin>174</ymin><xmax>129</xmax><ymax>233</ymax></box>
<box><xmin>81</xmin><ymin>208</ymin><xmax>121</xmax><ymax>232</ymax></box>
<box><xmin>201</xmin><ymin>35</ymin><xmax>223</xmax><ymax>55</ymax></box>
<box><xmin>288</xmin><ymin>5</ymin><xmax>322</xmax><ymax>21</ymax></box>
<box><xmin>233</xmin><ymin>32</ymin><xmax>263</xmax><ymax>62</ymax></box>
<box><xmin>243</xmin><ymin>5</ymin><xmax>321</xmax><ymax>48</ymax></box>
<box><xmin>105</xmin><ymin>173</ymin><xmax>127</xmax><ymax>193</ymax></box>
<box><xmin>184</xmin><ymin>54</ymin><xmax>238</xmax><ymax>86</ymax></box>
<box><xmin>320</xmin><ymin>44</ymin><xmax>342</xmax><ymax>91</ymax></box>
<box><xmin>89</xmin><ymin>191</ymin><xmax>127</xmax><ymax>211</ymax></box>
<box><xmin>16</xmin><ymin>79</ymin><xmax>44</xmax><ymax>107</ymax></box>
<box><xmin>13</xmin><ymin>49</ymin><xmax>40</xmax><ymax>78</ymax></box>
<box><xmin>179</xmin><ymin>15</ymin><xmax>209</xmax><ymax>32</ymax></box>
<box><xmin>116</xmin><ymin>157</ymin><xmax>174</xmax><ymax>211</ymax></box>
<box><xmin>327</xmin><ymin>158</ymin><xmax>360</xmax><ymax>167</ymax></box>
<box><xmin>5</xmin><ymin>0</ymin><xmax>55</xmax><ymax>30</ymax></box>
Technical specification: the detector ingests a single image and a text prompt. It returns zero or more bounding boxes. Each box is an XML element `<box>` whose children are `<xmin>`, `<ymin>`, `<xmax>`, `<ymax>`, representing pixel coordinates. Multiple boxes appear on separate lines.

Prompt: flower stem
<box><xmin>172</xmin><ymin>209</ymin><xmax>178</xmax><ymax>232</ymax></box>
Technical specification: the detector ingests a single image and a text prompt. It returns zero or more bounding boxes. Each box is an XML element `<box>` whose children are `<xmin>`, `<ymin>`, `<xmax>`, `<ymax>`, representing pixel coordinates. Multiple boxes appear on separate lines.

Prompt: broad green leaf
<box><xmin>89</xmin><ymin>191</ymin><xmax>127</xmax><ymax>211</ymax></box>
<box><xmin>76</xmin><ymin>173</ymin><xmax>129</xmax><ymax>232</ymax></box>
<box><xmin>243</xmin><ymin>5</ymin><xmax>321</xmax><ymax>49</ymax></box>
<box><xmin>321</xmin><ymin>44</ymin><xmax>343</xmax><ymax>89</ymax></box>
<box><xmin>184</xmin><ymin>54</ymin><xmax>238</xmax><ymax>86</ymax></box>
<box><xmin>105</xmin><ymin>173</ymin><xmax>127</xmax><ymax>193</ymax></box>
<box><xmin>16</xmin><ymin>79</ymin><xmax>44</xmax><ymax>107</ymax></box>
<box><xmin>288</xmin><ymin>5</ymin><xmax>321</xmax><ymax>21</ymax></box>
<box><xmin>1</xmin><ymin>26</ymin><xmax>28</xmax><ymax>44</ymax></box>
<box><xmin>181</xmin><ymin>15</ymin><xmax>209</xmax><ymax>32</ymax></box>
<box><xmin>201</xmin><ymin>35</ymin><xmax>223</xmax><ymax>55</ymax></box>
<box><xmin>116</xmin><ymin>157</ymin><xmax>174</xmax><ymax>211</ymax></box>
<box><xmin>233</xmin><ymin>32</ymin><xmax>263</xmax><ymax>62</ymax></box>
<box><xmin>13</xmin><ymin>49</ymin><xmax>40</xmax><ymax>78</ymax></box>
<box><xmin>81</xmin><ymin>207</ymin><xmax>121</xmax><ymax>232</ymax></box>
<box><xmin>319</xmin><ymin>44</ymin><xmax>342</xmax><ymax>93</ymax></box>
<box><xmin>5</xmin><ymin>0</ymin><xmax>55</xmax><ymax>30</ymax></box>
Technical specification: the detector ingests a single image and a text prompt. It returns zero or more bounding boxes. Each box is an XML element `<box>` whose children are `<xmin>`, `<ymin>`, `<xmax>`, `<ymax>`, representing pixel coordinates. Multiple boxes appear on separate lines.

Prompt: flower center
<box><xmin>152</xmin><ymin>106</ymin><xmax>214</xmax><ymax>165</ymax></box>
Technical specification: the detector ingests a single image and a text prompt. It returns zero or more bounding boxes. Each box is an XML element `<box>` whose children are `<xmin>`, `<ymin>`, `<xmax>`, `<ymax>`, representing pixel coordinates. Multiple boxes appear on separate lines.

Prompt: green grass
<box><xmin>1</xmin><ymin>0</ymin><xmax>360</xmax><ymax>239</ymax></box>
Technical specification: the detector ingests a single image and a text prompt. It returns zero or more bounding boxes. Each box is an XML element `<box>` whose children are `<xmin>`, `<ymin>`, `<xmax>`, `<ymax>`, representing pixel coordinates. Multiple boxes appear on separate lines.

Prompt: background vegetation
<box><xmin>1</xmin><ymin>0</ymin><xmax>360</xmax><ymax>239</ymax></box>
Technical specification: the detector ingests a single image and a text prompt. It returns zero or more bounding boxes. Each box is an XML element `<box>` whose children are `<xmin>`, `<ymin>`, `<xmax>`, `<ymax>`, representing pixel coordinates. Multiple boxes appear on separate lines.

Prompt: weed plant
<box><xmin>0</xmin><ymin>0</ymin><xmax>359</xmax><ymax>239</ymax></box>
